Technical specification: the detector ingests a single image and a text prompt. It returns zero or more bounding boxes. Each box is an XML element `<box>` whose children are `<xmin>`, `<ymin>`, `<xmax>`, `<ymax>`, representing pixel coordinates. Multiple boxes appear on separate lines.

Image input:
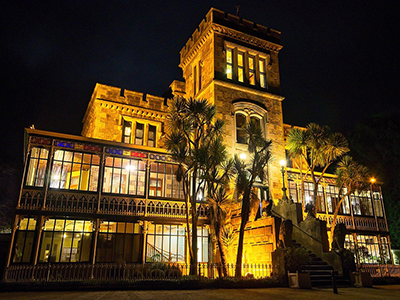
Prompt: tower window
<box><xmin>237</xmin><ymin>52</ymin><xmax>244</xmax><ymax>82</ymax></box>
<box><xmin>249</xmin><ymin>56</ymin><xmax>255</xmax><ymax>85</ymax></box>
<box><xmin>236</xmin><ymin>113</ymin><xmax>247</xmax><ymax>144</ymax></box>
<box><xmin>259</xmin><ymin>58</ymin><xmax>267</xmax><ymax>88</ymax></box>
<box><xmin>225</xmin><ymin>44</ymin><xmax>269</xmax><ymax>89</ymax></box>
<box><xmin>226</xmin><ymin>49</ymin><xmax>233</xmax><ymax>80</ymax></box>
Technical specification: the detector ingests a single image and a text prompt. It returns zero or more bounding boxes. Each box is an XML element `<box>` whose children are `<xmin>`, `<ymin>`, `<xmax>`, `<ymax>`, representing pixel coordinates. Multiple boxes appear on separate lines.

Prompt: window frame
<box><xmin>25</xmin><ymin>147</ymin><xmax>49</xmax><ymax>188</ymax></box>
<box><xmin>121</xmin><ymin>118</ymin><xmax>160</xmax><ymax>148</ymax></box>
<box><xmin>225</xmin><ymin>43</ymin><xmax>270</xmax><ymax>89</ymax></box>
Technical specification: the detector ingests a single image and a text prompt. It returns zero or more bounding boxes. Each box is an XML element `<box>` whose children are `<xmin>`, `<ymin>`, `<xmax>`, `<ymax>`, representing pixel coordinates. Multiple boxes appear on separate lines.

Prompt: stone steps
<box><xmin>291</xmin><ymin>239</ymin><xmax>352</xmax><ymax>288</ymax></box>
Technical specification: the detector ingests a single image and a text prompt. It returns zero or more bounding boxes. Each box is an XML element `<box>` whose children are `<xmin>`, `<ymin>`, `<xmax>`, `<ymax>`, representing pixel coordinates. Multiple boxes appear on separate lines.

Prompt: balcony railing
<box><xmin>4</xmin><ymin>262</ymin><xmax>272</xmax><ymax>282</ymax></box>
<box><xmin>316</xmin><ymin>213</ymin><xmax>387</xmax><ymax>232</ymax></box>
<box><xmin>360</xmin><ymin>264</ymin><xmax>400</xmax><ymax>277</ymax></box>
<box><xmin>18</xmin><ymin>189</ymin><xmax>208</xmax><ymax>219</ymax></box>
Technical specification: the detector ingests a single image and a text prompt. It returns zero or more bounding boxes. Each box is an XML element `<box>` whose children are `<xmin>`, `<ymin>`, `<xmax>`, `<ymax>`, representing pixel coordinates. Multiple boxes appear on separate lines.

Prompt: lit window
<box><xmin>50</xmin><ymin>150</ymin><xmax>100</xmax><ymax>191</ymax></box>
<box><xmin>373</xmin><ymin>192</ymin><xmax>383</xmax><ymax>217</ymax></box>
<box><xmin>259</xmin><ymin>58</ymin><xmax>267</xmax><ymax>88</ymax></box>
<box><xmin>249</xmin><ymin>56</ymin><xmax>255</xmax><ymax>85</ymax></box>
<box><xmin>122</xmin><ymin>120</ymin><xmax>158</xmax><ymax>147</ymax></box>
<box><xmin>148</xmin><ymin>125</ymin><xmax>156</xmax><ymax>147</ymax></box>
<box><xmin>122</xmin><ymin>120</ymin><xmax>132</xmax><ymax>143</ymax></box>
<box><xmin>13</xmin><ymin>218</ymin><xmax>37</xmax><ymax>263</ymax></box>
<box><xmin>225</xmin><ymin>44</ymin><xmax>268</xmax><ymax>88</ymax></box>
<box><xmin>238</xmin><ymin>52</ymin><xmax>244</xmax><ymax>82</ymax></box>
<box><xmin>146</xmin><ymin>224</ymin><xmax>186</xmax><ymax>262</ymax></box>
<box><xmin>26</xmin><ymin>148</ymin><xmax>49</xmax><ymax>187</ymax></box>
<box><xmin>197</xmin><ymin>226</ymin><xmax>209</xmax><ymax>262</ymax></box>
<box><xmin>226</xmin><ymin>48</ymin><xmax>233</xmax><ymax>80</ymax></box>
<box><xmin>135</xmin><ymin>123</ymin><xmax>144</xmax><ymax>145</ymax></box>
<box><xmin>103</xmin><ymin>157</ymin><xmax>146</xmax><ymax>195</ymax></box>
<box><xmin>149</xmin><ymin>162</ymin><xmax>183</xmax><ymax>199</ymax></box>
<box><xmin>39</xmin><ymin>219</ymin><xmax>93</xmax><ymax>263</ymax></box>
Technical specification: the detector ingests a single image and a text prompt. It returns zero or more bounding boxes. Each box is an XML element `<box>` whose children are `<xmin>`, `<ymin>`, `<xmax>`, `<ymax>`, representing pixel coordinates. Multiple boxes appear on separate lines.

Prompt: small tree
<box><xmin>286</xmin><ymin>123</ymin><xmax>349</xmax><ymax>211</ymax></box>
<box><xmin>165</xmin><ymin>97</ymin><xmax>224</xmax><ymax>275</ymax></box>
<box><xmin>202</xmin><ymin>137</ymin><xmax>235</xmax><ymax>277</ymax></box>
<box><xmin>284</xmin><ymin>127</ymin><xmax>310</xmax><ymax>210</ymax></box>
<box><xmin>331</xmin><ymin>156</ymin><xmax>370</xmax><ymax>241</ymax></box>
<box><xmin>207</xmin><ymin>185</ymin><xmax>234</xmax><ymax>277</ymax></box>
<box><xmin>234</xmin><ymin>122</ymin><xmax>272</xmax><ymax>277</ymax></box>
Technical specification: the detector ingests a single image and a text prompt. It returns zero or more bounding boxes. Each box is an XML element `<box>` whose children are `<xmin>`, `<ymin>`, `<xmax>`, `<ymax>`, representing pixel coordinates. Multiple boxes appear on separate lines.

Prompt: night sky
<box><xmin>2</xmin><ymin>1</ymin><xmax>400</xmax><ymax>170</ymax></box>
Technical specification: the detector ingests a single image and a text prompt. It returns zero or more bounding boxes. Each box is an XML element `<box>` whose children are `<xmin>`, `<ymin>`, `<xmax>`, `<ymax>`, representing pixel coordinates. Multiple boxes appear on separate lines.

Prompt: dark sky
<box><xmin>2</xmin><ymin>0</ymin><xmax>400</xmax><ymax>169</ymax></box>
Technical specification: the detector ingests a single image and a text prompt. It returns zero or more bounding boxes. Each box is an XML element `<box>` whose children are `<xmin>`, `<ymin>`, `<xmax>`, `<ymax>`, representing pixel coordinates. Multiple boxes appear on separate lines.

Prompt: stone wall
<box><xmin>82</xmin><ymin>83</ymin><xmax>168</xmax><ymax>146</ymax></box>
<box><xmin>229</xmin><ymin>215</ymin><xmax>276</xmax><ymax>265</ymax></box>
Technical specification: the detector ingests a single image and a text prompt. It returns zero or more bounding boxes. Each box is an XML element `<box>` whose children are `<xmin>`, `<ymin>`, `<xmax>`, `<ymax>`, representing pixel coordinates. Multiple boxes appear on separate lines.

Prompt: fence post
<box><xmin>198</xmin><ymin>263</ymin><xmax>202</xmax><ymax>280</ymax></box>
<box><xmin>46</xmin><ymin>263</ymin><xmax>51</xmax><ymax>282</ymax></box>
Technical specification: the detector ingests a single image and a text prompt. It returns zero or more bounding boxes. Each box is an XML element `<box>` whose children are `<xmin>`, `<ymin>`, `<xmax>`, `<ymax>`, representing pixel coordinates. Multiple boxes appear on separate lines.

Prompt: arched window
<box><xmin>236</xmin><ymin>113</ymin><xmax>247</xmax><ymax>144</ymax></box>
<box><xmin>233</xmin><ymin>100</ymin><xmax>268</xmax><ymax>145</ymax></box>
<box><xmin>250</xmin><ymin>116</ymin><xmax>261</xmax><ymax>130</ymax></box>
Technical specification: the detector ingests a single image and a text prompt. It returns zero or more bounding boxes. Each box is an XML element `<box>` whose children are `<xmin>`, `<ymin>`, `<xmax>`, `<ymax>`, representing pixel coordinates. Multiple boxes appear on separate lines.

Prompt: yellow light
<box><xmin>52</xmin><ymin>174</ymin><xmax>60</xmax><ymax>181</ymax></box>
<box><xmin>239</xmin><ymin>153</ymin><xmax>247</xmax><ymax>160</ymax></box>
<box><xmin>125</xmin><ymin>164</ymin><xmax>136</xmax><ymax>171</ymax></box>
<box><xmin>279</xmin><ymin>159</ymin><xmax>286</xmax><ymax>167</ymax></box>
<box><xmin>371</xmin><ymin>178</ymin><xmax>376</xmax><ymax>183</ymax></box>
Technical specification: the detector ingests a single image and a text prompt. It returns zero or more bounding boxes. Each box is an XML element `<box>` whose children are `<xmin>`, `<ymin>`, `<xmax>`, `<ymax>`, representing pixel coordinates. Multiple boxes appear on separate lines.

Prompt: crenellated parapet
<box><xmin>82</xmin><ymin>83</ymin><xmax>168</xmax><ymax>142</ymax></box>
<box><xmin>179</xmin><ymin>7</ymin><xmax>282</xmax><ymax>68</ymax></box>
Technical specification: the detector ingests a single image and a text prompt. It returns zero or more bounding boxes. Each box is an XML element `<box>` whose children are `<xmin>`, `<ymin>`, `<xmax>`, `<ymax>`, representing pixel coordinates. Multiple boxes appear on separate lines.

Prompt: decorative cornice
<box><xmin>211</xmin><ymin>24</ymin><xmax>283</xmax><ymax>53</ymax></box>
<box><xmin>96</xmin><ymin>99</ymin><xmax>167</xmax><ymax>122</ymax></box>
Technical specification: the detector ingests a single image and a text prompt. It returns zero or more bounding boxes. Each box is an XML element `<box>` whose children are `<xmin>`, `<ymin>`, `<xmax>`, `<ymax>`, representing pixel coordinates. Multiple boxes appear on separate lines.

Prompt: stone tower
<box><xmin>179</xmin><ymin>8</ymin><xmax>286</xmax><ymax>202</ymax></box>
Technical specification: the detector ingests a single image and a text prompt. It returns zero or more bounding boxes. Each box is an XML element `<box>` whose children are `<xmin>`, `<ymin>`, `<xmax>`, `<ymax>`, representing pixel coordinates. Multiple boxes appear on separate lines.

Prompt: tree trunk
<box><xmin>190</xmin><ymin>171</ymin><xmax>198</xmax><ymax>275</ymax></box>
<box><xmin>215</xmin><ymin>223</ymin><xmax>228</xmax><ymax>277</ymax></box>
<box><xmin>185</xmin><ymin>192</ymin><xmax>193</xmax><ymax>263</ymax></box>
<box><xmin>235</xmin><ymin>191</ymin><xmax>250</xmax><ymax>278</ymax></box>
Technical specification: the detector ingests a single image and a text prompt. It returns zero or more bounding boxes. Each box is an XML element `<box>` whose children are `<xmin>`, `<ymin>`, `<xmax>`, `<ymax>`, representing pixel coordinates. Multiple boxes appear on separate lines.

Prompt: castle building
<box><xmin>5</xmin><ymin>8</ymin><xmax>392</xmax><ymax>280</ymax></box>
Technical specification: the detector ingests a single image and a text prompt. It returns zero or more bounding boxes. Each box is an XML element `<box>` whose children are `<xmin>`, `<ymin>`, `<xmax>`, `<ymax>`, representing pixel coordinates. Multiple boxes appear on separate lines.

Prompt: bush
<box><xmin>283</xmin><ymin>247</ymin><xmax>310</xmax><ymax>273</ymax></box>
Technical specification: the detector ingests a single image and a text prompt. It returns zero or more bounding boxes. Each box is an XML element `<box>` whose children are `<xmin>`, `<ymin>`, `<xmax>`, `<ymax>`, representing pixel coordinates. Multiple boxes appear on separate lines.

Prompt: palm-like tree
<box><xmin>331</xmin><ymin>156</ymin><xmax>370</xmax><ymax>241</ymax></box>
<box><xmin>207</xmin><ymin>186</ymin><xmax>234</xmax><ymax>277</ymax></box>
<box><xmin>285</xmin><ymin>127</ymin><xmax>309</xmax><ymax>209</ymax></box>
<box><xmin>234</xmin><ymin>122</ymin><xmax>272</xmax><ymax>277</ymax></box>
<box><xmin>286</xmin><ymin>123</ymin><xmax>349</xmax><ymax>211</ymax></box>
<box><xmin>165</xmin><ymin>97</ymin><xmax>224</xmax><ymax>275</ymax></box>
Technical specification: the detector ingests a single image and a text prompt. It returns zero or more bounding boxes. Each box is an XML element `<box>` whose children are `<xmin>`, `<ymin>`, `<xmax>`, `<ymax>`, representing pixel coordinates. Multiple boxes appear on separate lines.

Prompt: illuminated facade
<box><xmin>5</xmin><ymin>8</ymin><xmax>392</xmax><ymax>278</ymax></box>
